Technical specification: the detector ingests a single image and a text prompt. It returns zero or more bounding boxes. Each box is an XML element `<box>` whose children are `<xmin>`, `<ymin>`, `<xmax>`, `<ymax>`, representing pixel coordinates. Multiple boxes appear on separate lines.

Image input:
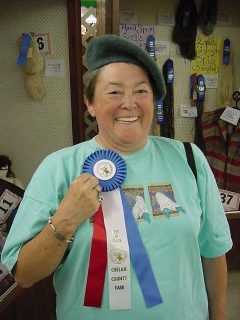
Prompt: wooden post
<box><xmin>67</xmin><ymin>0</ymin><xmax>85</xmax><ymax>144</ymax></box>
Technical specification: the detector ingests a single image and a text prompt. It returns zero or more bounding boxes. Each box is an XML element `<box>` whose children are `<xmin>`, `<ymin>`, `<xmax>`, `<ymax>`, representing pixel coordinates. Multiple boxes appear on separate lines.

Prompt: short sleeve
<box><xmin>191</xmin><ymin>144</ymin><xmax>233</xmax><ymax>258</ymax></box>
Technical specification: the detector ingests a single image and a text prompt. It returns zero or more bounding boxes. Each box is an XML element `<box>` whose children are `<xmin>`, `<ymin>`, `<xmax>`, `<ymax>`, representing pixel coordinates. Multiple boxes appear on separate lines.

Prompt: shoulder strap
<box><xmin>183</xmin><ymin>142</ymin><xmax>197</xmax><ymax>182</ymax></box>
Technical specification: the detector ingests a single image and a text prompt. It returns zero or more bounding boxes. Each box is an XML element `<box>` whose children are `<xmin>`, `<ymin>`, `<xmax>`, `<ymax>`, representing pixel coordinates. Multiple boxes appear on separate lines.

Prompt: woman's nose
<box><xmin>121</xmin><ymin>93</ymin><xmax>136</xmax><ymax>110</ymax></box>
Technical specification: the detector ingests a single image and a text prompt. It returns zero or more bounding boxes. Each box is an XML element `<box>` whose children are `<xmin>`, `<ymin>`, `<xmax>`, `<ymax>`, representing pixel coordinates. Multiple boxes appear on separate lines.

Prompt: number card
<box><xmin>0</xmin><ymin>190</ymin><xmax>22</xmax><ymax>223</ymax></box>
<box><xmin>219</xmin><ymin>189</ymin><xmax>240</xmax><ymax>212</ymax></box>
<box><xmin>33</xmin><ymin>32</ymin><xmax>52</xmax><ymax>55</ymax></box>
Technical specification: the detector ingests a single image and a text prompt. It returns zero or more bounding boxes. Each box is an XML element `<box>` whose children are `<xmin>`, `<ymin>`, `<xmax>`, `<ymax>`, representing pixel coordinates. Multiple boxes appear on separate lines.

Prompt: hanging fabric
<box><xmin>200</xmin><ymin>108</ymin><xmax>240</xmax><ymax>192</ymax></box>
<box><xmin>199</xmin><ymin>0</ymin><xmax>218</xmax><ymax>36</ymax></box>
<box><xmin>172</xmin><ymin>0</ymin><xmax>198</xmax><ymax>60</ymax></box>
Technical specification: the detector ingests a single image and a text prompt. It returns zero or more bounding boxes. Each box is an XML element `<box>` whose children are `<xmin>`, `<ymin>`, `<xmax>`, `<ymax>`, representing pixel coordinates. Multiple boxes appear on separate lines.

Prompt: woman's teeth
<box><xmin>116</xmin><ymin>117</ymin><xmax>138</xmax><ymax>123</ymax></box>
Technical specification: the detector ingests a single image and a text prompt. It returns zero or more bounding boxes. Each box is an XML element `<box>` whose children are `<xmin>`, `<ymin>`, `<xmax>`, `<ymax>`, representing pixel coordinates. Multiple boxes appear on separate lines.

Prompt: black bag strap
<box><xmin>183</xmin><ymin>142</ymin><xmax>197</xmax><ymax>182</ymax></box>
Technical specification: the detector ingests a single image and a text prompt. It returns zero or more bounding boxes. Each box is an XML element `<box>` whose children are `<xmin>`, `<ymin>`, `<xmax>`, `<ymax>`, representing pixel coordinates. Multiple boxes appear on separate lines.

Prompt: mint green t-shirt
<box><xmin>1</xmin><ymin>137</ymin><xmax>232</xmax><ymax>320</ymax></box>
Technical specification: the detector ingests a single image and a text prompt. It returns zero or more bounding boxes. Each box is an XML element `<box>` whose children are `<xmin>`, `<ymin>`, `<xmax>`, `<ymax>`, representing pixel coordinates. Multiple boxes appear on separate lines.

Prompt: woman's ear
<box><xmin>85</xmin><ymin>98</ymin><xmax>96</xmax><ymax>117</ymax></box>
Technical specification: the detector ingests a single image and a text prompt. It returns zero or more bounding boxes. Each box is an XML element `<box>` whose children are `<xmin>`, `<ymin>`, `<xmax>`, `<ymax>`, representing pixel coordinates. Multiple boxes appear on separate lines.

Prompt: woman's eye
<box><xmin>138</xmin><ymin>89</ymin><xmax>147</xmax><ymax>94</ymax></box>
<box><xmin>109</xmin><ymin>91</ymin><xmax>119</xmax><ymax>95</ymax></box>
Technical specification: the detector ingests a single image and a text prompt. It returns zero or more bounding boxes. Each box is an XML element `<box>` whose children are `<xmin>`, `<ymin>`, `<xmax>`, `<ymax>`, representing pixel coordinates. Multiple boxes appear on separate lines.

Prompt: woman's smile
<box><xmin>115</xmin><ymin>116</ymin><xmax>139</xmax><ymax>124</ymax></box>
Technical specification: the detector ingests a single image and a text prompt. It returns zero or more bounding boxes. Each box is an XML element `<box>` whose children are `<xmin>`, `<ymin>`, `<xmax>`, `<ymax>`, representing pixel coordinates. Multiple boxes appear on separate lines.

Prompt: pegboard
<box><xmin>0</xmin><ymin>0</ymin><xmax>72</xmax><ymax>188</ymax></box>
<box><xmin>120</xmin><ymin>0</ymin><xmax>240</xmax><ymax>142</ymax></box>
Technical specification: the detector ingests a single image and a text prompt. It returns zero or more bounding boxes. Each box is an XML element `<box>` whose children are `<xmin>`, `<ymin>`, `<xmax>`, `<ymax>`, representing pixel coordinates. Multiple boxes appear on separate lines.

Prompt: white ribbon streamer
<box><xmin>102</xmin><ymin>188</ymin><xmax>131</xmax><ymax>310</ymax></box>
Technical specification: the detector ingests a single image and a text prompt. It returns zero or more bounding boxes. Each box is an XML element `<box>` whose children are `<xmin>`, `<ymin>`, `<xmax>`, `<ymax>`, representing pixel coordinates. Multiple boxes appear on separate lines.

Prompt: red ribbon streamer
<box><xmin>84</xmin><ymin>205</ymin><xmax>107</xmax><ymax>308</ymax></box>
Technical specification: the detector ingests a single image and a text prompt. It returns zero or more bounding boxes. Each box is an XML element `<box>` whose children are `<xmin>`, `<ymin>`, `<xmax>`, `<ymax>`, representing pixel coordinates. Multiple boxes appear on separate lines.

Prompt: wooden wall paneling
<box><xmin>97</xmin><ymin>0</ymin><xmax>112</xmax><ymax>35</ymax></box>
<box><xmin>112</xmin><ymin>0</ymin><xmax>120</xmax><ymax>35</ymax></box>
<box><xmin>67</xmin><ymin>0</ymin><xmax>85</xmax><ymax>143</ymax></box>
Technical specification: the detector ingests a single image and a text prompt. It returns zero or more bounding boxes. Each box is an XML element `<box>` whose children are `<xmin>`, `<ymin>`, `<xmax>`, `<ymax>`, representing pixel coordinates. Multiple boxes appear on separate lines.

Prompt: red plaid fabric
<box><xmin>201</xmin><ymin>108</ymin><xmax>240</xmax><ymax>193</ymax></box>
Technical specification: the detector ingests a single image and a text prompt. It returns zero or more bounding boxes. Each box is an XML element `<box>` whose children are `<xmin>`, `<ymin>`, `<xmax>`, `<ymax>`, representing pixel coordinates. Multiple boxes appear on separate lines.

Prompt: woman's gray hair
<box><xmin>84</xmin><ymin>68</ymin><xmax>102</xmax><ymax>104</ymax></box>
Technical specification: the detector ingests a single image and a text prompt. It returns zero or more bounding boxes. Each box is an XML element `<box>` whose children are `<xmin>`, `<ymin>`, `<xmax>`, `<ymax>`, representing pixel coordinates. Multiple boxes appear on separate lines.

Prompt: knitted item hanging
<box><xmin>172</xmin><ymin>0</ymin><xmax>198</xmax><ymax>60</ymax></box>
<box><xmin>160</xmin><ymin>60</ymin><xmax>174</xmax><ymax>139</ymax></box>
<box><xmin>199</xmin><ymin>0</ymin><xmax>218</xmax><ymax>36</ymax></box>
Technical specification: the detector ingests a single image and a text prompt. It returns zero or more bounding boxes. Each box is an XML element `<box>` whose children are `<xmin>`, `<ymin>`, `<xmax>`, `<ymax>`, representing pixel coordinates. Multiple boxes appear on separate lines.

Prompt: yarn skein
<box><xmin>172</xmin><ymin>0</ymin><xmax>198</xmax><ymax>60</ymax></box>
<box><xmin>199</xmin><ymin>0</ymin><xmax>218</xmax><ymax>36</ymax></box>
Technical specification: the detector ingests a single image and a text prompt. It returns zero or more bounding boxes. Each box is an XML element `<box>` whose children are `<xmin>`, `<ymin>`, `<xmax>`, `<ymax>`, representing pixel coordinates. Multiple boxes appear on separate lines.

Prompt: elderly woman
<box><xmin>2</xmin><ymin>35</ymin><xmax>232</xmax><ymax>320</ymax></box>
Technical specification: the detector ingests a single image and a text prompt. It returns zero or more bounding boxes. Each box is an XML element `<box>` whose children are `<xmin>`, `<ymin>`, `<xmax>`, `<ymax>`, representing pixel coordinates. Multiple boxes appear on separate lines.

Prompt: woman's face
<box><xmin>86</xmin><ymin>63</ymin><xmax>154</xmax><ymax>154</ymax></box>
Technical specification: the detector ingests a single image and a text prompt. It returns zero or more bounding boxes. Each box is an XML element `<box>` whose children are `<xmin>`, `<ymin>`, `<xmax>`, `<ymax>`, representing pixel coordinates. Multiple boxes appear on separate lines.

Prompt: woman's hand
<box><xmin>52</xmin><ymin>173</ymin><xmax>101</xmax><ymax>234</ymax></box>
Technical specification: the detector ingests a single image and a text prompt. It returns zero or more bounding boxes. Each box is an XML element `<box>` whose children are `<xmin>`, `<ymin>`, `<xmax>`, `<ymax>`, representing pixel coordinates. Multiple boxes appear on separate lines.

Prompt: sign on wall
<box><xmin>155</xmin><ymin>41</ymin><xmax>170</xmax><ymax>55</ymax></box>
<box><xmin>119</xmin><ymin>24</ymin><xmax>155</xmax><ymax>49</ymax></box>
<box><xmin>120</xmin><ymin>9</ymin><xmax>138</xmax><ymax>24</ymax></box>
<box><xmin>190</xmin><ymin>37</ymin><xmax>223</xmax><ymax>76</ymax></box>
<box><xmin>157</xmin><ymin>12</ymin><xmax>175</xmax><ymax>26</ymax></box>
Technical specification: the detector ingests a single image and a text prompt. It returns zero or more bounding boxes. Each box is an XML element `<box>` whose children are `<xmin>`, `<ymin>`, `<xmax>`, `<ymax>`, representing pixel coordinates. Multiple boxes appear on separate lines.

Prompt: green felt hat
<box><xmin>86</xmin><ymin>34</ymin><xmax>166</xmax><ymax>101</ymax></box>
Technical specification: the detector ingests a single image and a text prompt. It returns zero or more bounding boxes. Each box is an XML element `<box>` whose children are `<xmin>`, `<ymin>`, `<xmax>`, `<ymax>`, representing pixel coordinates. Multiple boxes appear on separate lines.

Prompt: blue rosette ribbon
<box><xmin>83</xmin><ymin>149</ymin><xmax>127</xmax><ymax>191</ymax></box>
<box><xmin>83</xmin><ymin>149</ymin><xmax>163</xmax><ymax>309</ymax></box>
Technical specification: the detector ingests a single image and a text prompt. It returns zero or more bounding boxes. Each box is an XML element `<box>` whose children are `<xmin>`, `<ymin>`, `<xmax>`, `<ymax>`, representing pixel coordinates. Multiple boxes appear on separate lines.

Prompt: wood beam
<box><xmin>67</xmin><ymin>0</ymin><xmax>85</xmax><ymax>143</ymax></box>
<box><xmin>97</xmin><ymin>0</ymin><xmax>119</xmax><ymax>36</ymax></box>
